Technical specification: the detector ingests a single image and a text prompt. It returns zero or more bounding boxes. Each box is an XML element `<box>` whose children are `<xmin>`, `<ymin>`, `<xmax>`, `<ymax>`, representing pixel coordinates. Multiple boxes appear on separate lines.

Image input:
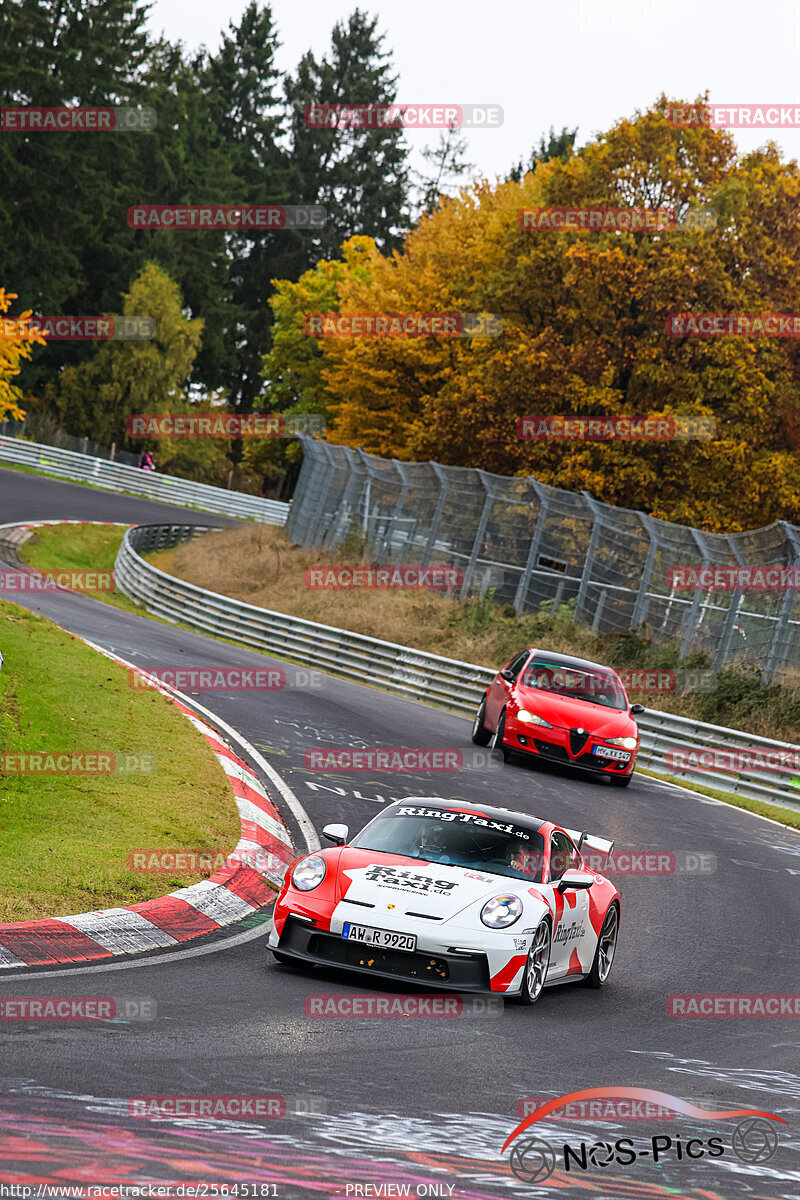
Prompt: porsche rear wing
<box><xmin>562</xmin><ymin>827</ymin><xmax>614</xmax><ymax>864</ymax></box>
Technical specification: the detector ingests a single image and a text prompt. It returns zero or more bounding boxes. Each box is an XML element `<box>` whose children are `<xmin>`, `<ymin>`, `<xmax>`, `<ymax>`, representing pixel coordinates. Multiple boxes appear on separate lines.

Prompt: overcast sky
<box><xmin>146</xmin><ymin>0</ymin><xmax>800</xmax><ymax>184</ymax></box>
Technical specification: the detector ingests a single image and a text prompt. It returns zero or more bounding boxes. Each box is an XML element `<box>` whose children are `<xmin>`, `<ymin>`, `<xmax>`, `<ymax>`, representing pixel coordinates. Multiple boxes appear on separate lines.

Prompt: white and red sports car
<box><xmin>268</xmin><ymin>799</ymin><xmax>620</xmax><ymax>1003</ymax></box>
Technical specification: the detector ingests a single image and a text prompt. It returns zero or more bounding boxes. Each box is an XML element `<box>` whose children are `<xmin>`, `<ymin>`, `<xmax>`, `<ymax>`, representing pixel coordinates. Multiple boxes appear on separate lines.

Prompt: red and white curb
<box><xmin>0</xmin><ymin>526</ymin><xmax>298</xmax><ymax>968</ymax></box>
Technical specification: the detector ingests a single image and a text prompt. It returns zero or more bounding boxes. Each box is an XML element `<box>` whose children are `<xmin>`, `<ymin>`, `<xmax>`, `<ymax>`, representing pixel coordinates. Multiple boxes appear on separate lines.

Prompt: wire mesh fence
<box><xmin>288</xmin><ymin>438</ymin><xmax>800</xmax><ymax>683</ymax></box>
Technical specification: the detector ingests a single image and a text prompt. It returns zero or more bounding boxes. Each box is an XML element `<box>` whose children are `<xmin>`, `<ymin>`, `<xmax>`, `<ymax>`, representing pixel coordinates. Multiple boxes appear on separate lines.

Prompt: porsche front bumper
<box><xmin>273</xmin><ymin>915</ymin><xmax>494</xmax><ymax>992</ymax></box>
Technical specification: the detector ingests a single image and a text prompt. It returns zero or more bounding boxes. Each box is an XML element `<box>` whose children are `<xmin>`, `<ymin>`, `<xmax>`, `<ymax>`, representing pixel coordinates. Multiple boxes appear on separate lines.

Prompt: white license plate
<box><xmin>342</xmin><ymin>923</ymin><xmax>417</xmax><ymax>952</ymax></box>
<box><xmin>593</xmin><ymin>745</ymin><xmax>631</xmax><ymax>761</ymax></box>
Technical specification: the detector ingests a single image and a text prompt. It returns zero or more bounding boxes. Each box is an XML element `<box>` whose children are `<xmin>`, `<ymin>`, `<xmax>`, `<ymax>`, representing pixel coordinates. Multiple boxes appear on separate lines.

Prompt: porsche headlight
<box><xmin>605</xmin><ymin>736</ymin><xmax>638</xmax><ymax>750</ymax></box>
<box><xmin>292</xmin><ymin>855</ymin><xmax>327</xmax><ymax>891</ymax></box>
<box><xmin>481</xmin><ymin>894</ymin><xmax>523</xmax><ymax>929</ymax></box>
<box><xmin>516</xmin><ymin>710</ymin><xmax>553</xmax><ymax>728</ymax></box>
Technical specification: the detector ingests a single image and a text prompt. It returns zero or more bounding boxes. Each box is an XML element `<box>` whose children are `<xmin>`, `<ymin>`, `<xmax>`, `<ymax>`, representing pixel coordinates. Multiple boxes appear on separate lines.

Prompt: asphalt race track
<box><xmin>0</xmin><ymin>468</ymin><xmax>798</xmax><ymax>1199</ymax></box>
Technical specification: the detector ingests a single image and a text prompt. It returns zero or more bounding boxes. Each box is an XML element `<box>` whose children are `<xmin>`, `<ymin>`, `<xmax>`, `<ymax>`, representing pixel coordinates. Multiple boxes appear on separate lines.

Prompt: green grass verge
<box><xmin>15</xmin><ymin>523</ymin><xmax>141</xmax><ymax>616</ymax></box>
<box><xmin>16</xmin><ymin>523</ymin><xmax>800</xmax><ymax>832</ymax></box>
<box><xmin>635</xmin><ymin>766</ymin><xmax>800</xmax><ymax>827</ymax></box>
<box><xmin>0</xmin><ymin>598</ymin><xmax>241</xmax><ymax>920</ymax></box>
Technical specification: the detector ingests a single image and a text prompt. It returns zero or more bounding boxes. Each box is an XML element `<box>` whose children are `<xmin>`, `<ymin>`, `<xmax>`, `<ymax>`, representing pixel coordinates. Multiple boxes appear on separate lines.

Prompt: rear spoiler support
<box><xmin>562</xmin><ymin>827</ymin><xmax>614</xmax><ymax>859</ymax></box>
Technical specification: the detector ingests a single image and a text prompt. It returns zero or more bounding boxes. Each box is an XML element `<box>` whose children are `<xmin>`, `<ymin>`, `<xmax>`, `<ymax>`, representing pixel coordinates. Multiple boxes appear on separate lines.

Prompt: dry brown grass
<box><xmin>149</xmin><ymin>525</ymin><xmax>595</xmax><ymax>666</ymax></box>
<box><xmin>148</xmin><ymin>525</ymin><xmax>800</xmax><ymax>742</ymax></box>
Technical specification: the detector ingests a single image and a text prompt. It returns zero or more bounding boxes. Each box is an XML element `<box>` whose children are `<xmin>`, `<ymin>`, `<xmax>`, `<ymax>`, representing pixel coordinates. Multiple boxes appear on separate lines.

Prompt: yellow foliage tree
<box><xmin>0</xmin><ymin>289</ymin><xmax>46</xmax><ymax>422</ymax></box>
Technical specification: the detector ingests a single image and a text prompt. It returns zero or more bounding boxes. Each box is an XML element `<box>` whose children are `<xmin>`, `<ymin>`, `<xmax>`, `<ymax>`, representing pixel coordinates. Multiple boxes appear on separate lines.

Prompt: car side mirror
<box><xmin>500</xmin><ymin>668</ymin><xmax>515</xmax><ymax>682</ymax></box>
<box><xmin>322</xmin><ymin>823</ymin><xmax>349</xmax><ymax>845</ymax></box>
<box><xmin>557</xmin><ymin>868</ymin><xmax>594</xmax><ymax>893</ymax></box>
<box><xmin>630</xmin><ymin>703</ymin><xmax>645</xmax><ymax>715</ymax></box>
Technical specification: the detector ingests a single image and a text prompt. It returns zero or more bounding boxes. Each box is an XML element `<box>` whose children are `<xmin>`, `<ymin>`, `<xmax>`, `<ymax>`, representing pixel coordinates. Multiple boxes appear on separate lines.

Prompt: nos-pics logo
<box><xmin>503</xmin><ymin>1087</ymin><xmax>783</xmax><ymax>1184</ymax></box>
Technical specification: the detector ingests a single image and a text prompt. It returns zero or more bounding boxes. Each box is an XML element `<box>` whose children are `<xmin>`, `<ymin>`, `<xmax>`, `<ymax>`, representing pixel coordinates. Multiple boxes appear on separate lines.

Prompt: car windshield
<box><xmin>350</xmin><ymin>805</ymin><xmax>546</xmax><ymax>882</ymax></box>
<box><xmin>520</xmin><ymin>660</ymin><xmax>626</xmax><ymax>709</ymax></box>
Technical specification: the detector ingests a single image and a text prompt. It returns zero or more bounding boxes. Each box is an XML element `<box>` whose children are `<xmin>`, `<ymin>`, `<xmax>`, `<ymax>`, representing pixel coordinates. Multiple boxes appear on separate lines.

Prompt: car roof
<box><xmin>521</xmin><ymin>649</ymin><xmax>621</xmax><ymax>676</ymax></box>
<box><xmin>385</xmin><ymin>797</ymin><xmax>546</xmax><ymax>834</ymax></box>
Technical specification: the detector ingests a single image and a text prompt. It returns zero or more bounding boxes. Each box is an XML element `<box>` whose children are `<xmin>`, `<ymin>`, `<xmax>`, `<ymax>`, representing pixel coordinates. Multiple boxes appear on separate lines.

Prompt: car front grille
<box><xmin>309</xmin><ymin>933</ymin><xmax>451</xmax><ymax>981</ymax></box>
<box><xmin>569</xmin><ymin>728</ymin><xmax>591</xmax><ymax>755</ymax></box>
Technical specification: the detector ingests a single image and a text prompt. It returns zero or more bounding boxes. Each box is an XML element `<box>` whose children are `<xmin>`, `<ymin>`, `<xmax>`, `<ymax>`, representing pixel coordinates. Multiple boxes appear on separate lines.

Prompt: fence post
<box><xmin>377</xmin><ymin>461</ymin><xmax>409</xmax><ymax>565</ymax></box>
<box><xmin>357</xmin><ymin>448</ymin><xmax>378</xmax><ymax>544</ymax></box>
<box><xmin>513</xmin><ymin>480</ymin><xmax>550</xmax><ymax>615</ymax></box>
<box><xmin>592</xmin><ymin>588</ymin><xmax>609</xmax><ymax>634</ymax></box>
<box><xmin>304</xmin><ymin>440</ymin><xmax>338</xmax><ymax>548</ymax></box>
<box><xmin>460</xmin><ymin>470</ymin><xmax>495</xmax><ymax>598</ymax></box>
<box><xmin>763</xmin><ymin>522</ymin><xmax>800</xmax><ymax>683</ymax></box>
<box><xmin>712</xmin><ymin>539</ymin><xmax>748</xmax><ymax>673</ymax></box>
<box><xmin>286</xmin><ymin>436</ymin><xmax>323</xmax><ymax>544</ymax></box>
<box><xmin>630</xmin><ymin>514</ymin><xmax>659</xmax><ymax>629</ymax></box>
<box><xmin>574</xmin><ymin>493</ymin><xmax>604</xmax><ymax>626</ymax></box>
<box><xmin>421</xmin><ymin>464</ymin><xmax>450</xmax><ymax>567</ymax></box>
<box><xmin>323</xmin><ymin>446</ymin><xmax>362</xmax><ymax>551</ymax></box>
<box><xmin>680</xmin><ymin>530</ymin><xmax>713</xmax><ymax>659</ymax></box>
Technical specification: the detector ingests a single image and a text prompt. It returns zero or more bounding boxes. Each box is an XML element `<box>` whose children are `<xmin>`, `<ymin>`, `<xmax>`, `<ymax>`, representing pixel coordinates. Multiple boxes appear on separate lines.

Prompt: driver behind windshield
<box><xmin>506</xmin><ymin>840</ymin><xmax>543</xmax><ymax>879</ymax></box>
<box><xmin>412</xmin><ymin>821</ymin><xmax>449</xmax><ymax>860</ymax></box>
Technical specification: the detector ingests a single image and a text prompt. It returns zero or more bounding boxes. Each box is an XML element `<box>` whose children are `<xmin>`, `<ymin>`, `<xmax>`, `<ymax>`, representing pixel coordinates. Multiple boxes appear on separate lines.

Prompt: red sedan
<box><xmin>472</xmin><ymin>649</ymin><xmax>644</xmax><ymax>787</ymax></box>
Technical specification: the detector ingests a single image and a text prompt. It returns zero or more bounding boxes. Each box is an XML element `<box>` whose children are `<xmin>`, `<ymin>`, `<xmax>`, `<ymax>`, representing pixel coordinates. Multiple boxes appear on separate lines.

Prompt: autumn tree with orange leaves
<box><xmin>0</xmin><ymin>290</ymin><xmax>46</xmax><ymax>423</ymax></box>
<box><xmin>263</xmin><ymin>96</ymin><xmax>800</xmax><ymax>531</ymax></box>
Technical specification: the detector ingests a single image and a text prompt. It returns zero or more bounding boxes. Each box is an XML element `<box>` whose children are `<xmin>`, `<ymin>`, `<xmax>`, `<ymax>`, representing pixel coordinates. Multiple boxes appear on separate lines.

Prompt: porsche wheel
<box><xmin>518</xmin><ymin>919</ymin><xmax>551</xmax><ymax>1005</ymax></box>
<box><xmin>490</xmin><ymin>708</ymin><xmax>510</xmax><ymax>762</ymax></box>
<box><xmin>471</xmin><ymin>696</ymin><xmax>492</xmax><ymax>746</ymax></box>
<box><xmin>584</xmin><ymin>902</ymin><xmax>619</xmax><ymax>988</ymax></box>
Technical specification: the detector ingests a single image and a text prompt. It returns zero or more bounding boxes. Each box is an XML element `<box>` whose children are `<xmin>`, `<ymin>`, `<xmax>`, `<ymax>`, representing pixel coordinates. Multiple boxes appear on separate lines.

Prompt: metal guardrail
<box><xmin>0</xmin><ymin>436</ymin><xmax>290</xmax><ymax>525</ymax></box>
<box><xmin>115</xmin><ymin>524</ymin><xmax>800</xmax><ymax>813</ymax></box>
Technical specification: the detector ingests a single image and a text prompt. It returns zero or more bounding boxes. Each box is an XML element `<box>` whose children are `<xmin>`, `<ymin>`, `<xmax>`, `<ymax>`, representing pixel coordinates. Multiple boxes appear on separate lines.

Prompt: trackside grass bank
<box><xmin>0</xmin><ymin>599</ymin><xmax>240</xmax><ymax>920</ymax></box>
<box><xmin>13</xmin><ymin>523</ymin><xmax>141</xmax><ymax>615</ymax></box>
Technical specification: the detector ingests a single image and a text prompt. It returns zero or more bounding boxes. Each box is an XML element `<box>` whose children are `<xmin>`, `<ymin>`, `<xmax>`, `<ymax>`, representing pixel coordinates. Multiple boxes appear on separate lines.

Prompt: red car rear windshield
<box><xmin>520</xmin><ymin>660</ymin><xmax>627</xmax><ymax>710</ymax></box>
